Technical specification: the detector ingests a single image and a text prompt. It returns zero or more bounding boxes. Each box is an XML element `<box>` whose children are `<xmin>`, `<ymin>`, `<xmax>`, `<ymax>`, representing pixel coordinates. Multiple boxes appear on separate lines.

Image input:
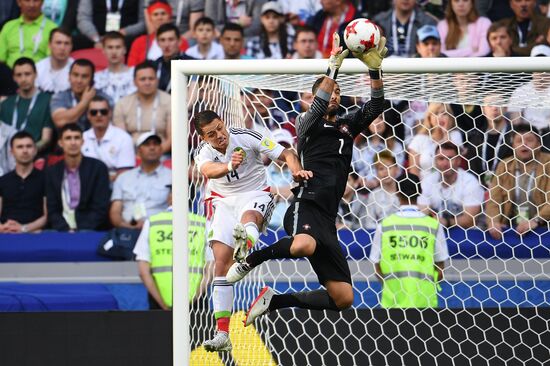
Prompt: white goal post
<box><xmin>171</xmin><ymin>57</ymin><xmax>550</xmax><ymax>366</ymax></box>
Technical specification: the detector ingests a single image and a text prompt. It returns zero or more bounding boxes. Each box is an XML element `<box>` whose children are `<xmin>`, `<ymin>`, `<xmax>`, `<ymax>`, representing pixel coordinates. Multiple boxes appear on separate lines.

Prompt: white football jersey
<box><xmin>194</xmin><ymin>128</ymin><xmax>285</xmax><ymax>197</ymax></box>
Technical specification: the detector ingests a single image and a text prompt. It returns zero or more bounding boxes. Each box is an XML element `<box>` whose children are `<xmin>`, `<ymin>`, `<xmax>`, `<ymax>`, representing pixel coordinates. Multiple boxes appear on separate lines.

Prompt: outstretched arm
<box><xmin>297</xmin><ymin>33</ymin><xmax>349</xmax><ymax>139</ymax></box>
<box><xmin>278</xmin><ymin>148</ymin><xmax>313</xmax><ymax>182</ymax></box>
<box><xmin>351</xmin><ymin>37</ymin><xmax>388</xmax><ymax>129</ymax></box>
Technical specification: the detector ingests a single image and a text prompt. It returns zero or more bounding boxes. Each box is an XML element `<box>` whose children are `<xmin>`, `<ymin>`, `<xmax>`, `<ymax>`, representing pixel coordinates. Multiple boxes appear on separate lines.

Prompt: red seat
<box><xmin>71</xmin><ymin>48</ymin><xmax>108</xmax><ymax>71</ymax></box>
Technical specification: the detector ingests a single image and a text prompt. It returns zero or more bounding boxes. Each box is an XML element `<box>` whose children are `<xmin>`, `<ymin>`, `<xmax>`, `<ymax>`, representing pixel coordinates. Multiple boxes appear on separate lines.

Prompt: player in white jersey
<box><xmin>193</xmin><ymin>110</ymin><xmax>311</xmax><ymax>352</ymax></box>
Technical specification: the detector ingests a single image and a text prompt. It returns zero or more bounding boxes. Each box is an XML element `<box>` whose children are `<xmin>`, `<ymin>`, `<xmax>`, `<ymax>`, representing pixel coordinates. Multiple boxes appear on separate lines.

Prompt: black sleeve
<box><xmin>349</xmin><ymin>94</ymin><xmax>385</xmax><ymax>135</ymax></box>
<box><xmin>77</xmin><ymin>160</ymin><xmax>110</xmax><ymax>230</ymax></box>
<box><xmin>45</xmin><ymin>167</ymin><xmax>70</xmax><ymax>231</ymax></box>
<box><xmin>296</xmin><ymin>96</ymin><xmax>328</xmax><ymax>138</ymax></box>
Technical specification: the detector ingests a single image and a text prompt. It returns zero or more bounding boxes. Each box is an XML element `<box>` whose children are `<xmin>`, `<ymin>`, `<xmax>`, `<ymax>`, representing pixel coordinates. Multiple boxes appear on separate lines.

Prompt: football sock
<box><xmin>268</xmin><ymin>290</ymin><xmax>340</xmax><ymax>311</ymax></box>
<box><xmin>213</xmin><ymin>277</ymin><xmax>233</xmax><ymax>333</ymax></box>
<box><xmin>243</xmin><ymin>222</ymin><xmax>260</xmax><ymax>248</ymax></box>
<box><xmin>246</xmin><ymin>236</ymin><xmax>293</xmax><ymax>267</ymax></box>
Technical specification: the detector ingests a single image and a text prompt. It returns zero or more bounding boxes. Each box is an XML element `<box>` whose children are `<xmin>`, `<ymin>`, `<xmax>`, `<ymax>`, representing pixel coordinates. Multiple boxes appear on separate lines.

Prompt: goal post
<box><xmin>171</xmin><ymin>58</ymin><xmax>550</xmax><ymax>366</ymax></box>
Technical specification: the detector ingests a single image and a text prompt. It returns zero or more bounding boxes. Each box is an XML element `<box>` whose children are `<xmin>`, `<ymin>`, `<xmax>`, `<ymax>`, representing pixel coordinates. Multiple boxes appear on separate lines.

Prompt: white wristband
<box><xmin>227</xmin><ymin>161</ymin><xmax>233</xmax><ymax>172</ymax></box>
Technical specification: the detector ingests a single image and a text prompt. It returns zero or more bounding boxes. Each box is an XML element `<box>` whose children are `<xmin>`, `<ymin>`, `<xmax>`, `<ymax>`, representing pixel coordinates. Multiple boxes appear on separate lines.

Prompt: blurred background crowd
<box><xmin>0</xmin><ymin>0</ymin><xmax>549</xmax><ymax>238</ymax></box>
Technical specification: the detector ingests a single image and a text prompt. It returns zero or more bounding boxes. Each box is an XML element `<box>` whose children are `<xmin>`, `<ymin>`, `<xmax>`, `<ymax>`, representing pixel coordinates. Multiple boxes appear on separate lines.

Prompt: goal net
<box><xmin>171</xmin><ymin>58</ymin><xmax>550</xmax><ymax>366</ymax></box>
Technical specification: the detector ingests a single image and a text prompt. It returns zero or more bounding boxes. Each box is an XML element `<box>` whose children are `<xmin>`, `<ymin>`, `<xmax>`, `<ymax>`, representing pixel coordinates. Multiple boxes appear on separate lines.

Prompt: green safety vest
<box><xmin>149</xmin><ymin>211</ymin><xmax>207</xmax><ymax>308</ymax></box>
<box><xmin>379</xmin><ymin>213</ymin><xmax>440</xmax><ymax>308</ymax></box>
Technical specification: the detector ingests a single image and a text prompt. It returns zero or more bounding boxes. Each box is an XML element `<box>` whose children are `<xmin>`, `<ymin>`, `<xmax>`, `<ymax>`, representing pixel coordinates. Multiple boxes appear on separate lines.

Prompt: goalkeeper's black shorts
<box><xmin>283</xmin><ymin>199</ymin><xmax>352</xmax><ymax>285</ymax></box>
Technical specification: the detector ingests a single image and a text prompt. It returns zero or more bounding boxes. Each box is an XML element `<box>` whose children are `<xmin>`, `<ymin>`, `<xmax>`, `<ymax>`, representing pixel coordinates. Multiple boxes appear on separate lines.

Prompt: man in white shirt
<box><xmin>82</xmin><ymin>95</ymin><xmax>135</xmax><ymax>182</ymax></box>
<box><xmin>35</xmin><ymin>27</ymin><xmax>73</xmax><ymax>93</ymax></box>
<box><xmin>94</xmin><ymin>31</ymin><xmax>136</xmax><ymax>104</ymax></box>
<box><xmin>418</xmin><ymin>142</ymin><xmax>484</xmax><ymax>228</ymax></box>
<box><xmin>193</xmin><ymin>109</ymin><xmax>309</xmax><ymax>352</ymax></box>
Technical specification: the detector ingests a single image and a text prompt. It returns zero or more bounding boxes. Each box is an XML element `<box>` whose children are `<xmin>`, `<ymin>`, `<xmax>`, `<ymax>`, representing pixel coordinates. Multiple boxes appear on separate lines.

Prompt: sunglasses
<box><xmin>89</xmin><ymin>108</ymin><xmax>109</xmax><ymax>116</ymax></box>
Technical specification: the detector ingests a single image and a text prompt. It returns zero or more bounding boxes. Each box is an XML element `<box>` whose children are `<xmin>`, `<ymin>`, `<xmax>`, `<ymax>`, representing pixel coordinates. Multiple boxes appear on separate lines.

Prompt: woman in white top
<box><xmin>437</xmin><ymin>0</ymin><xmax>491</xmax><ymax>57</ymax></box>
<box><xmin>407</xmin><ymin>102</ymin><xmax>463</xmax><ymax>179</ymax></box>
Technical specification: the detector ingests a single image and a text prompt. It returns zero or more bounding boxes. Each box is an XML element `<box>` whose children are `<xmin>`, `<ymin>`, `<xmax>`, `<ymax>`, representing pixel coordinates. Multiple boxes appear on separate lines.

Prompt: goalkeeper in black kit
<box><xmin>227</xmin><ymin>32</ymin><xmax>388</xmax><ymax>326</ymax></box>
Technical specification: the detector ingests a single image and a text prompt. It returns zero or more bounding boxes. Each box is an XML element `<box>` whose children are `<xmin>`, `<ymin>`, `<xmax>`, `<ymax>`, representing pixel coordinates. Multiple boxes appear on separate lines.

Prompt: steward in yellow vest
<box><xmin>369</xmin><ymin>173</ymin><xmax>449</xmax><ymax>308</ymax></box>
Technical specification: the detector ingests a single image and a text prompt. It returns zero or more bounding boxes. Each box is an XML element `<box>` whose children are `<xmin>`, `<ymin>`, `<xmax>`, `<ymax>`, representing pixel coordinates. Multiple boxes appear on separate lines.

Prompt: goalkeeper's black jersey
<box><xmin>293</xmin><ymin>95</ymin><xmax>384</xmax><ymax>219</ymax></box>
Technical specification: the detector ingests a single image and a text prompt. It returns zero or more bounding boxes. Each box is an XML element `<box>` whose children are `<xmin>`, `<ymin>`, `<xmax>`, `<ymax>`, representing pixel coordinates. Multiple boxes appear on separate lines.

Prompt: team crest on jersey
<box><xmin>338</xmin><ymin>124</ymin><xmax>352</xmax><ymax>138</ymax></box>
<box><xmin>261</xmin><ymin>137</ymin><xmax>276</xmax><ymax>150</ymax></box>
<box><xmin>233</xmin><ymin>147</ymin><xmax>247</xmax><ymax>159</ymax></box>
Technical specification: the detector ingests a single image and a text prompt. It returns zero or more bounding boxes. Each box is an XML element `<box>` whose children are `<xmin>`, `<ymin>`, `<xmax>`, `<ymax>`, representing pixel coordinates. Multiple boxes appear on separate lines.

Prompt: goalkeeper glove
<box><xmin>353</xmin><ymin>36</ymin><xmax>388</xmax><ymax>79</ymax></box>
<box><xmin>327</xmin><ymin>32</ymin><xmax>349</xmax><ymax>80</ymax></box>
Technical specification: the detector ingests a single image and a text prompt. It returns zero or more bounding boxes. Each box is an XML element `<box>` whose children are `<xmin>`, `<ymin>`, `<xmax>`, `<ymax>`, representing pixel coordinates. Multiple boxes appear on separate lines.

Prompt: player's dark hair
<box><xmin>157</xmin><ymin>22</ymin><xmax>180</xmax><ymax>39</ymax></box>
<box><xmin>396</xmin><ymin>173</ymin><xmax>421</xmax><ymax>204</ymax></box>
<box><xmin>49</xmin><ymin>27</ymin><xmax>72</xmax><ymax>42</ymax></box>
<box><xmin>10</xmin><ymin>130</ymin><xmax>35</xmax><ymax>148</ymax></box>
<box><xmin>134</xmin><ymin>60</ymin><xmax>157</xmax><ymax>78</ymax></box>
<box><xmin>194</xmin><ymin>110</ymin><xmax>222</xmax><ymax>135</ymax></box>
<box><xmin>312</xmin><ymin>77</ymin><xmax>339</xmax><ymax>96</ymax></box>
<box><xmin>102</xmin><ymin>31</ymin><xmax>125</xmax><ymax>45</ymax></box>
<box><xmin>435</xmin><ymin>141</ymin><xmax>459</xmax><ymax>156</ymax></box>
<box><xmin>70</xmin><ymin>58</ymin><xmax>95</xmax><ymax>80</ymax></box>
<box><xmin>194</xmin><ymin>16</ymin><xmax>215</xmax><ymax>30</ymax></box>
<box><xmin>222</xmin><ymin>22</ymin><xmax>244</xmax><ymax>37</ymax></box>
<box><xmin>59</xmin><ymin>123</ymin><xmax>83</xmax><ymax>138</ymax></box>
<box><xmin>12</xmin><ymin>57</ymin><xmax>36</xmax><ymax>73</ymax></box>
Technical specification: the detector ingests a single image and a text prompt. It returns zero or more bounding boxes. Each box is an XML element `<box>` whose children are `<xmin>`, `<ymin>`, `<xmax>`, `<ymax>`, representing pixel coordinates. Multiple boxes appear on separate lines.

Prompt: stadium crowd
<box><xmin>0</xmin><ymin>0</ymin><xmax>549</xmax><ymax>240</ymax></box>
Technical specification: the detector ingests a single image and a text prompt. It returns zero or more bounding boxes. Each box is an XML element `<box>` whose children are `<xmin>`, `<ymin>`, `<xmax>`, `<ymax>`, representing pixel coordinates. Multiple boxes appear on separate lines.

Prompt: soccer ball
<box><xmin>344</xmin><ymin>18</ymin><xmax>381</xmax><ymax>53</ymax></box>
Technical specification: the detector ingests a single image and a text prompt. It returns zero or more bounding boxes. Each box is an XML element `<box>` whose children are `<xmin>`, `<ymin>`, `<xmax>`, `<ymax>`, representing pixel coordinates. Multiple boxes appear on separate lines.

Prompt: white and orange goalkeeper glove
<box><xmin>353</xmin><ymin>36</ymin><xmax>388</xmax><ymax>72</ymax></box>
<box><xmin>327</xmin><ymin>32</ymin><xmax>349</xmax><ymax>80</ymax></box>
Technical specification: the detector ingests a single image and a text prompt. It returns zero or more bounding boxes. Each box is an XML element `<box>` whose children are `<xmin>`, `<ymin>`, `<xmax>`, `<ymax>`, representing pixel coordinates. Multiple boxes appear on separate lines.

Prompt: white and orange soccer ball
<box><xmin>344</xmin><ymin>18</ymin><xmax>381</xmax><ymax>53</ymax></box>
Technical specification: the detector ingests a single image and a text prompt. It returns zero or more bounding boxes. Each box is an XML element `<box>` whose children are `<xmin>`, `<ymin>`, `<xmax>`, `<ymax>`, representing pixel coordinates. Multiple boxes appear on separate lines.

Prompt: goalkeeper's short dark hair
<box><xmin>194</xmin><ymin>110</ymin><xmax>221</xmax><ymax>135</ymax></box>
<box><xmin>396</xmin><ymin>172</ymin><xmax>421</xmax><ymax>203</ymax></box>
<box><xmin>312</xmin><ymin>77</ymin><xmax>339</xmax><ymax>95</ymax></box>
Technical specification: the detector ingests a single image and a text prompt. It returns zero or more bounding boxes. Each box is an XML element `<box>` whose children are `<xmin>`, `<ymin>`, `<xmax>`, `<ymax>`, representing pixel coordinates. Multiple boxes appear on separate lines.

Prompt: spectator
<box><xmin>280</xmin><ymin>0</ymin><xmax>321</xmax><ymax>27</ymax></box>
<box><xmin>352</xmin><ymin>115</ymin><xmax>405</xmax><ymax>189</ymax></box>
<box><xmin>369</xmin><ymin>173</ymin><xmax>449</xmax><ymax>308</ymax></box>
<box><xmin>76</xmin><ymin>0</ymin><xmax>145</xmax><ymax>49</ymax></box>
<box><xmin>127</xmin><ymin>0</ymin><xmax>188</xmax><ymax>66</ymax></box>
<box><xmin>110</xmin><ymin>132</ymin><xmax>171</xmax><ymax>230</ymax></box>
<box><xmin>418</xmin><ymin>142</ymin><xmax>484</xmax><ymax>228</ymax></box>
<box><xmin>204</xmin><ymin>0</ymin><xmax>266</xmax><ymax>38</ymax></box>
<box><xmin>538</xmin><ymin>0</ymin><xmax>550</xmax><ymax>16</ymax></box>
<box><xmin>220</xmin><ymin>22</ymin><xmax>251</xmax><ymax>59</ymax></box>
<box><xmin>408</xmin><ymin>102</ymin><xmax>463</xmax><ymax>179</ymax></box>
<box><xmin>0</xmin><ymin>62</ymin><xmax>18</xmax><ymax>98</ymax></box>
<box><xmin>0</xmin><ymin>57</ymin><xmax>54</xmax><ymax>154</ymax></box>
<box><xmin>113</xmin><ymin>61</ymin><xmax>172</xmax><ymax>153</ymax></box>
<box><xmin>185</xmin><ymin>16</ymin><xmax>224</xmax><ymax>59</ymax></box>
<box><xmin>246</xmin><ymin>2</ymin><xmax>293</xmax><ymax>59</ymax></box>
<box><xmin>464</xmin><ymin>94</ymin><xmax>513</xmax><ymax>184</ymax></box>
<box><xmin>46</xmin><ymin>123</ymin><xmax>110</xmax><ymax>231</ymax></box>
<box><xmin>437</xmin><ymin>0</ymin><xmax>492</xmax><ymax>57</ymax></box>
<box><xmin>167</xmin><ymin>0</ymin><xmax>204</xmax><ymax>40</ymax></box>
<box><xmin>308</xmin><ymin>0</ymin><xmax>356</xmax><ymax>57</ymax></box>
<box><xmin>503</xmin><ymin>0</ymin><xmax>550</xmax><ymax>55</ymax></box>
<box><xmin>82</xmin><ymin>96</ymin><xmax>135</xmax><ymax>182</ymax></box>
<box><xmin>243</xmin><ymin>88</ymin><xmax>288</xmax><ymax>135</ymax></box>
<box><xmin>0</xmin><ymin>0</ymin><xmax>19</xmax><ymax>30</ymax></box>
<box><xmin>35</xmin><ymin>27</ymin><xmax>74</xmax><ymax>94</ymax></box>
<box><xmin>486</xmin><ymin>124</ymin><xmax>550</xmax><ymax>239</ymax></box>
<box><xmin>0</xmin><ymin>131</ymin><xmax>47</xmax><ymax>233</ymax></box>
<box><xmin>508</xmin><ymin>45</ymin><xmax>550</xmax><ymax>137</ymax></box>
<box><xmin>41</xmin><ymin>0</ymin><xmax>78</xmax><ymax>28</ymax></box>
<box><xmin>415</xmin><ymin>24</ymin><xmax>446</xmax><ymax>57</ymax></box>
<box><xmin>266</xmin><ymin>128</ymin><xmax>295</xmax><ymax>230</ymax></box>
<box><xmin>0</xmin><ymin>0</ymin><xmax>57</xmax><ymax>67</ymax></box>
<box><xmin>485</xmin><ymin>19</ymin><xmax>518</xmax><ymax>56</ymax></box>
<box><xmin>0</xmin><ymin>123</ymin><xmax>16</xmax><ymax>177</ymax></box>
<box><xmin>50</xmin><ymin>58</ymin><xmax>112</xmax><ymax>130</ymax></box>
<box><xmin>154</xmin><ymin>23</ymin><xmax>195</xmax><ymax>93</ymax></box>
<box><xmin>362</xmin><ymin>150</ymin><xmax>401</xmax><ymax>229</ymax></box>
<box><xmin>292</xmin><ymin>25</ymin><xmax>322</xmax><ymax>59</ymax></box>
<box><xmin>336</xmin><ymin>174</ymin><xmax>366</xmax><ymax>230</ymax></box>
<box><xmin>95</xmin><ymin>31</ymin><xmax>136</xmax><ymax>104</ymax></box>
<box><xmin>374</xmin><ymin>0</ymin><xmax>437</xmax><ymax>57</ymax></box>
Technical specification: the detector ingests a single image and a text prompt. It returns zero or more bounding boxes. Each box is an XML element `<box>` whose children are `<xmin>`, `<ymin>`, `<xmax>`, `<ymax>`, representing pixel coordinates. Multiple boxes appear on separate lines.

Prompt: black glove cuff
<box><xmin>326</xmin><ymin>67</ymin><xmax>338</xmax><ymax>80</ymax></box>
<box><xmin>369</xmin><ymin>69</ymin><xmax>382</xmax><ymax>80</ymax></box>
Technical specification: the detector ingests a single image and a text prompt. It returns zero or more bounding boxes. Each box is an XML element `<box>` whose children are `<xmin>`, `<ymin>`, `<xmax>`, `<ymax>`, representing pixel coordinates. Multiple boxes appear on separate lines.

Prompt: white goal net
<box><xmin>171</xmin><ymin>58</ymin><xmax>550</xmax><ymax>366</ymax></box>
